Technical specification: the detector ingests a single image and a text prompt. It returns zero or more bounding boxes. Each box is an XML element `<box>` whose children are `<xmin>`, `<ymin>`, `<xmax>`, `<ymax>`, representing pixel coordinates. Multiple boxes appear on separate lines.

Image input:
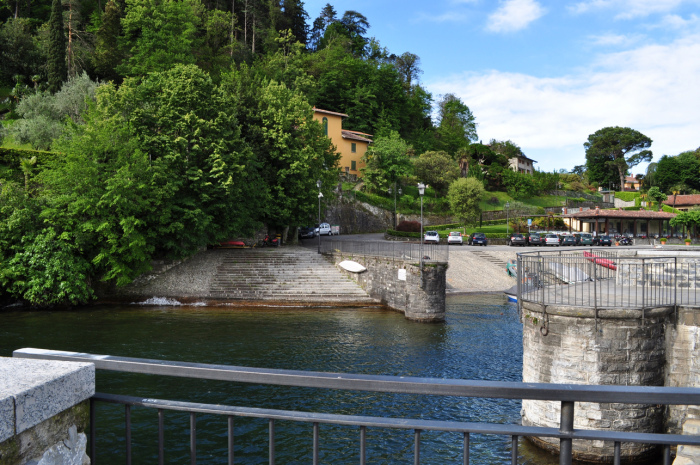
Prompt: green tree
<box><xmin>448</xmin><ymin>177</ymin><xmax>484</xmax><ymax>225</ymax></box>
<box><xmin>47</xmin><ymin>0</ymin><xmax>66</xmax><ymax>93</ymax></box>
<box><xmin>646</xmin><ymin>186</ymin><xmax>667</xmax><ymax>211</ymax></box>
<box><xmin>0</xmin><ymin>18</ymin><xmax>43</xmax><ymax>86</ymax></box>
<box><xmin>436</xmin><ymin>93</ymin><xmax>476</xmax><ymax>155</ymax></box>
<box><xmin>93</xmin><ymin>0</ymin><xmax>124</xmax><ymax>82</ymax></box>
<box><xmin>118</xmin><ymin>0</ymin><xmax>202</xmax><ymax>76</ymax></box>
<box><xmin>584</xmin><ymin>127</ymin><xmax>653</xmax><ymax>191</ymax></box>
<box><xmin>654</xmin><ymin>149</ymin><xmax>700</xmax><ymax>193</ymax></box>
<box><xmin>502</xmin><ymin>169</ymin><xmax>536</xmax><ymax>199</ymax></box>
<box><xmin>9</xmin><ymin>72</ymin><xmax>99</xmax><ymax>150</ymax></box>
<box><xmin>670</xmin><ymin>210</ymin><xmax>700</xmax><ymax>239</ymax></box>
<box><xmin>361</xmin><ymin>130</ymin><xmax>412</xmax><ymax>193</ymax></box>
<box><xmin>413</xmin><ymin>150</ymin><xmax>459</xmax><ymax>196</ymax></box>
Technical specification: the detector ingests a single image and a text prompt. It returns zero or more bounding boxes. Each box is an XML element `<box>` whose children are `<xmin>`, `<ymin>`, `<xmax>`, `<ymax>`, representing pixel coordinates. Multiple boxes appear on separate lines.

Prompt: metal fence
<box><xmin>517</xmin><ymin>250</ymin><xmax>700</xmax><ymax>312</ymax></box>
<box><xmin>320</xmin><ymin>240</ymin><xmax>449</xmax><ymax>263</ymax></box>
<box><xmin>13</xmin><ymin>348</ymin><xmax>700</xmax><ymax>465</ymax></box>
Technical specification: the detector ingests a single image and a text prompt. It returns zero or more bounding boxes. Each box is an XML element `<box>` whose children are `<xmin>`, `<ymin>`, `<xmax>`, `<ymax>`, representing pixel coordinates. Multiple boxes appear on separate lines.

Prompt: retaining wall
<box><xmin>327</xmin><ymin>253</ymin><xmax>446</xmax><ymax>322</ymax></box>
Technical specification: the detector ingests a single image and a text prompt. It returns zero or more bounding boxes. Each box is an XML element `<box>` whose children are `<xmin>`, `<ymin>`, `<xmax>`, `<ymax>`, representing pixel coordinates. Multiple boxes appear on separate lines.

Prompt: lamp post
<box><xmin>418</xmin><ymin>183</ymin><xmax>425</xmax><ymax>269</ymax></box>
<box><xmin>317</xmin><ymin>179</ymin><xmax>322</xmax><ymax>254</ymax></box>
<box><xmin>388</xmin><ymin>183</ymin><xmax>402</xmax><ymax>230</ymax></box>
<box><xmin>505</xmin><ymin>202</ymin><xmax>510</xmax><ymax>236</ymax></box>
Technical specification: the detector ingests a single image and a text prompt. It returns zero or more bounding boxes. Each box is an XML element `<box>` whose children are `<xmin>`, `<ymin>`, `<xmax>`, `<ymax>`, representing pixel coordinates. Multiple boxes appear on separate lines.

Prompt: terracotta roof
<box><xmin>344</xmin><ymin>130</ymin><xmax>373</xmax><ymax>138</ymax></box>
<box><xmin>662</xmin><ymin>194</ymin><xmax>700</xmax><ymax>207</ymax></box>
<box><xmin>562</xmin><ymin>209</ymin><xmax>676</xmax><ymax>219</ymax></box>
<box><xmin>624</xmin><ymin>176</ymin><xmax>640</xmax><ymax>183</ymax></box>
<box><xmin>342</xmin><ymin>130</ymin><xmax>372</xmax><ymax>143</ymax></box>
<box><xmin>313</xmin><ymin>107</ymin><xmax>349</xmax><ymax>118</ymax></box>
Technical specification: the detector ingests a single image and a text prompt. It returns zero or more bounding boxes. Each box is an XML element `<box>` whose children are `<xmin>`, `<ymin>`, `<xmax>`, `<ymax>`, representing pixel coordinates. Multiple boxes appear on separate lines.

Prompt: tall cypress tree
<box><xmin>47</xmin><ymin>0</ymin><xmax>67</xmax><ymax>93</ymax></box>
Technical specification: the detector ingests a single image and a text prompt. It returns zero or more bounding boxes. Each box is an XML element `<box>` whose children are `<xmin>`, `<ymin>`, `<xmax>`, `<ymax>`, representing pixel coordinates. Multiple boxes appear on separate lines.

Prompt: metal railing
<box><xmin>320</xmin><ymin>240</ymin><xmax>449</xmax><ymax>263</ymax></box>
<box><xmin>517</xmin><ymin>250</ymin><xmax>700</xmax><ymax>312</ymax></box>
<box><xmin>13</xmin><ymin>348</ymin><xmax>700</xmax><ymax>465</ymax></box>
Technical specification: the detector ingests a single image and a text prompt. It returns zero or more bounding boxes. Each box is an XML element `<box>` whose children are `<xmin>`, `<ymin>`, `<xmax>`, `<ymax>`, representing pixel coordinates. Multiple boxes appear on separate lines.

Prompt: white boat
<box><xmin>338</xmin><ymin>260</ymin><xmax>367</xmax><ymax>273</ymax></box>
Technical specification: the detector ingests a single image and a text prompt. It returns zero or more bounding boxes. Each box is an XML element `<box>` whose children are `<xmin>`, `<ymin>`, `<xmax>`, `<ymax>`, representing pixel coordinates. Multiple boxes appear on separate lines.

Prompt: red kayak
<box><xmin>583</xmin><ymin>251</ymin><xmax>617</xmax><ymax>270</ymax></box>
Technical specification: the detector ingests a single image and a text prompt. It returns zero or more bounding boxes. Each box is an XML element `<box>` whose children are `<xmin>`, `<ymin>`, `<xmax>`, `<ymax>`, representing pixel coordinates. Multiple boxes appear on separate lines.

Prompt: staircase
<box><xmin>470</xmin><ymin>249</ymin><xmax>508</xmax><ymax>269</ymax></box>
<box><xmin>209</xmin><ymin>247</ymin><xmax>378</xmax><ymax>305</ymax></box>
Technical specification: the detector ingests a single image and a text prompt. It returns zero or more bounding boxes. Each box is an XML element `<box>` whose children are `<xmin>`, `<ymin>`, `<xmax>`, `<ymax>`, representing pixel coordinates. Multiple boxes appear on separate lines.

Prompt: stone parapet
<box><xmin>521</xmin><ymin>306</ymin><xmax>669</xmax><ymax>462</ymax></box>
<box><xmin>327</xmin><ymin>253</ymin><xmax>446</xmax><ymax>322</ymax></box>
<box><xmin>0</xmin><ymin>357</ymin><xmax>94</xmax><ymax>464</ymax></box>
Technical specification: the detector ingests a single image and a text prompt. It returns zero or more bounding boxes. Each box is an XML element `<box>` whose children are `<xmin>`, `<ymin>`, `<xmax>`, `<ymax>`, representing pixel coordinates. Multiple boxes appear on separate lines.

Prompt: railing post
<box><xmin>642</xmin><ymin>258</ymin><xmax>646</xmax><ymax>324</ymax></box>
<box><xmin>559</xmin><ymin>401</ymin><xmax>574</xmax><ymax>465</ymax></box>
<box><xmin>90</xmin><ymin>397</ymin><xmax>96</xmax><ymax>465</ymax></box>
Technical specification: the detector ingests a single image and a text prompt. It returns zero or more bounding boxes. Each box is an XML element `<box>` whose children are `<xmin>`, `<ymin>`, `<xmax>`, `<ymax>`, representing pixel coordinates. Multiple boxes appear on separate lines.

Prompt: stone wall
<box><xmin>521</xmin><ymin>302</ymin><xmax>670</xmax><ymax>462</ymax></box>
<box><xmin>326</xmin><ymin>253</ymin><xmax>446</xmax><ymax>322</ymax></box>
<box><xmin>0</xmin><ymin>357</ymin><xmax>94</xmax><ymax>465</ymax></box>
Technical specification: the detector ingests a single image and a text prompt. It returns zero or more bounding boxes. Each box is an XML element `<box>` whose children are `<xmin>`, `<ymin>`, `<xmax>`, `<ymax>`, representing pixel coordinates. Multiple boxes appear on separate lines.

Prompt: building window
<box><xmin>351</xmin><ymin>143</ymin><xmax>356</xmax><ymax>153</ymax></box>
<box><xmin>351</xmin><ymin>161</ymin><xmax>356</xmax><ymax>171</ymax></box>
<box><xmin>322</xmin><ymin>117</ymin><xmax>328</xmax><ymax>136</ymax></box>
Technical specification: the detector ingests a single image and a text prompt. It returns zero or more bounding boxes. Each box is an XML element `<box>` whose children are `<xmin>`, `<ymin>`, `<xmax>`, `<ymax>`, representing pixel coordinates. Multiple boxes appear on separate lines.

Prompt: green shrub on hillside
<box><xmin>615</xmin><ymin>191</ymin><xmax>640</xmax><ymax>202</ymax></box>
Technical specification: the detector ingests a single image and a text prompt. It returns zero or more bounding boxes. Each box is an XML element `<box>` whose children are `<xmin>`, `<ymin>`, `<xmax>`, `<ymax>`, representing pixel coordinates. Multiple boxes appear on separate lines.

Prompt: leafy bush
<box><xmin>396</xmin><ymin>220</ymin><xmax>421</xmax><ymax>232</ymax></box>
<box><xmin>615</xmin><ymin>191</ymin><xmax>640</xmax><ymax>202</ymax></box>
<box><xmin>487</xmin><ymin>196</ymin><xmax>500</xmax><ymax>205</ymax></box>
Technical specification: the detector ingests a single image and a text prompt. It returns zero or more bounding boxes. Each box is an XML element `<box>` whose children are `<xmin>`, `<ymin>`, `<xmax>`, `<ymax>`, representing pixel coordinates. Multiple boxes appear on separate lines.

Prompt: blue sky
<box><xmin>304</xmin><ymin>0</ymin><xmax>700</xmax><ymax>174</ymax></box>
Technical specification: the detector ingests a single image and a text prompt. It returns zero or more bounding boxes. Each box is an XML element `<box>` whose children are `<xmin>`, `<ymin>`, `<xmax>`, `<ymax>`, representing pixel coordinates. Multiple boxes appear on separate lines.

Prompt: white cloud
<box><xmin>486</xmin><ymin>0</ymin><xmax>546</xmax><ymax>33</ymax></box>
<box><xmin>426</xmin><ymin>33</ymin><xmax>700</xmax><ymax>169</ymax></box>
<box><xmin>655</xmin><ymin>13</ymin><xmax>700</xmax><ymax>29</ymax></box>
<box><xmin>589</xmin><ymin>32</ymin><xmax>645</xmax><ymax>46</ymax></box>
<box><xmin>415</xmin><ymin>11</ymin><xmax>471</xmax><ymax>23</ymax></box>
<box><xmin>570</xmin><ymin>0</ymin><xmax>695</xmax><ymax>19</ymax></box>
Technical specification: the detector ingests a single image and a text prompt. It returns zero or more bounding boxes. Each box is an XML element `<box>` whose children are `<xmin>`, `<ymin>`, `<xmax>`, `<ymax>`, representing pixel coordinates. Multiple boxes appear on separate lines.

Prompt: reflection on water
<box><xmin>1</xmin><ymin>294</ymin><xmax>563</xmax><ymax>464</ymax></box>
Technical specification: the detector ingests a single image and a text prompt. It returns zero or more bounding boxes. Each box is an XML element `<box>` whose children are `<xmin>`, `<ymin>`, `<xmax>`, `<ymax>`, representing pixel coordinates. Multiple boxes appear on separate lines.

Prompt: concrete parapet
<box><xmin>0</xmin><ymin>357</ymin><xmax>94</xmax><ymax>465</ymax></box>
<box><xmin>327</xmin><ymin>253</ymin><xmax>446</xmax><ymax>322</ymax></box>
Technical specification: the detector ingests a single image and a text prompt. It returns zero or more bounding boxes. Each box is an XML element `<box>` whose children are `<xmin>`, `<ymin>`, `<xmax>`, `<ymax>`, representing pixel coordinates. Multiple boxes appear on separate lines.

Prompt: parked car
<box><xmin>316</xmin><ymin>223</ymin><xmax>332</xmax><ymax>236</ymax></box>
<box><xmin>424</xmin><ymin>230</ymin><xmax>440</xmax><ymax>244</ymax></box>
<box><xmin>593</xmin><ymin>235</ymin><xmax>613</xmax><ymax>246</ymax></box>
<box><xmin>574</xmin><ymin>233</ymin><xmax>593</xmax><ymax>246</ymax></box>
<box><xmin>560</xmin><ymin>235</ymin><xmax>577</xmax><ymax>246</ymax></box>
<box><xmin>544</xmin><ymin>234</ymin><xmax>560</xmax><ymax>246</ymax></box>
<box><xmin>526</xmin><ymin>233</ymin><xmax>544</xmax><ymax>246</ymax></box>
<box><xmin>469</xmin><ymin>232</ymin><xmax>488</xmax><ymax>246</ymax></box>
<box><xmin>508</xmin><ymin>234</ymin><xmax>526</xmax><ymax>246</ymax></box>
<box><xmin>447</xmin><ymin>231</ymin><xmax>463</xmax><ymax>245</ymax></box>
<box><xmin>298</xmin><ymin>226</ymin><xmax>316</xmax><ymax>239</ymax></box>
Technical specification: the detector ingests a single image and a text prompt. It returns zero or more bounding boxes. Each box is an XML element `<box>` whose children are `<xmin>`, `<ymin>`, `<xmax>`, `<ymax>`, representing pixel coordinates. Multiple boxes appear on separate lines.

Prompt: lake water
<box><xmin>1</xmin><ymin>294</ymin><xmax>565</xmax><ymax>464</ymax></box>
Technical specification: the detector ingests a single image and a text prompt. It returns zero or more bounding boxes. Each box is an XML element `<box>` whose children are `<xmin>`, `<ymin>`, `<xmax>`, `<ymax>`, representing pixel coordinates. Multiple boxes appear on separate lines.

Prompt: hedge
<box><xmin>615</xmin><ymin>191</ymin><xmax>640</xmax><ymax>202</ymax></box>
<box><xmin>0</xmin><ymin>147</ymin><xmax>59</xmax><ymax>169</ymax></box>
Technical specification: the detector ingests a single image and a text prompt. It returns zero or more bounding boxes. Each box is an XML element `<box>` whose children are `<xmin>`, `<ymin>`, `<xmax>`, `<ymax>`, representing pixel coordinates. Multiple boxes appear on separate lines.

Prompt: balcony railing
<box><xmin>13</xmin><ymin>348</ymin><xmax>700</xmax><ymax>465</ymax></box>
<box><xmin>517</xmin><ymin>250</ymin><xmax>699</xmax><ymax>315</ymax></box>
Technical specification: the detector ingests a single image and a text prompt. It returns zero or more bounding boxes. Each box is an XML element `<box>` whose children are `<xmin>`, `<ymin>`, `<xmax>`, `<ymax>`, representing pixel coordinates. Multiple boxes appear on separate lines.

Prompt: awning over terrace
<box><xmin>561</xmin><ymin>208</ymin><xmax>677</xmax><ymax>236</ymax></box>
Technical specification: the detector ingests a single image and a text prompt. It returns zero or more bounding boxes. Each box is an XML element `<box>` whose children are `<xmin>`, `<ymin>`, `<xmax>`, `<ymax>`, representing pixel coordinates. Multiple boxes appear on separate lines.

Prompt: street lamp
<box><xmin>505</xmin><ymin>202</ymin><xmax>510</xmax><ymax>236</ymax></box>
<box><xmin>317</xmin><ymin>179</ymin><xmax>322</xmax><ymax>254</ymax></box>
<box><xmin>418</xmin><ymin>183</ymin><xmax>425</xmax><ymax>269</ymax></box>
<box><xmin>388</xmin><ymin>183</ymin><xmax>402</xmax><ymax>230</ymax></box>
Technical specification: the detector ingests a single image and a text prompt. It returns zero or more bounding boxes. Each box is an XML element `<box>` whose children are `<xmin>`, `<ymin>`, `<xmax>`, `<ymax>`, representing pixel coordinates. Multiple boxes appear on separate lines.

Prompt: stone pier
<box><xmin>327</xmin><ymin>253</ymin><xmax>447</xmax><ymax>322</ymax></box>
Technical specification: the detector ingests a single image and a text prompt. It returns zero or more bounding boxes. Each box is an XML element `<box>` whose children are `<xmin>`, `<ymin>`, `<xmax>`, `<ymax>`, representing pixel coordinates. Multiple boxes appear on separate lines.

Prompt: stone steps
<box><xmin>208</xmin><ymin>248</ymin><xmax>377</xmax><ymax>303</ymax></box>
<box><xmin>470</xmin><ymin>250</ymin><xmax>508</xmax><ymax>269</ymax></box>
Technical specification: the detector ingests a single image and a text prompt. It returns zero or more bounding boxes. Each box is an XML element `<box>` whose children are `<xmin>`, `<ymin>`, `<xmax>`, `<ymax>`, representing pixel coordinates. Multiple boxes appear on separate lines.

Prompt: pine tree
<box><xmin>47</xmin><ymin>0</ymin><xmax>67</xmax><ymax>93</ymax></box>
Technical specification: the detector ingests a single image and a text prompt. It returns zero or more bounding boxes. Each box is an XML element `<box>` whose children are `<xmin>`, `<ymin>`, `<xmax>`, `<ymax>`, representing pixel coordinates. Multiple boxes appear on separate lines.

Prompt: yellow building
<box><xmin>313</xmin><ymin>108</ymin><xmax>372</xmax><ymax>179</ymax></box>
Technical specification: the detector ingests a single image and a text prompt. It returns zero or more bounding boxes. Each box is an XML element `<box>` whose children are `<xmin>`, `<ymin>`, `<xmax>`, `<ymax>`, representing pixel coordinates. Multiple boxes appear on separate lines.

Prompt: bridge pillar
<box><xmin>521</xmin><ymin>302</ymin><xmax>672</xmax><ymax>463</ymax></box>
